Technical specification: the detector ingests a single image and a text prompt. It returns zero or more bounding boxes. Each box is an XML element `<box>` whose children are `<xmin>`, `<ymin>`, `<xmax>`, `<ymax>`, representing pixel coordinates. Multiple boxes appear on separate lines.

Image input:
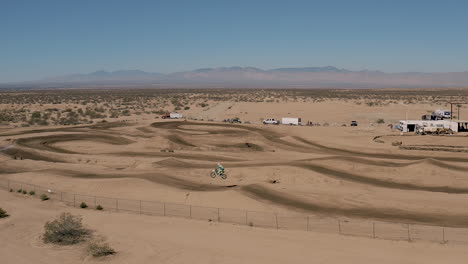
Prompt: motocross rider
<box><xmin>216</xmin><ymin>163</ymin><xmax>225</xmax><ymax>175</ymax></box>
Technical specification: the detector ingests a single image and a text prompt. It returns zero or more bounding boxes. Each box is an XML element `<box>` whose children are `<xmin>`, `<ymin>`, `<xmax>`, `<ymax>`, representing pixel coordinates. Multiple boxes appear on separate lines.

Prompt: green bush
<box><xmin>87</xmin><ymin>236</ymin><xmax>115</xmax><ymax>257</ymax></box>
<box><xmin>80</xmin><ymin>202</ymin><xmax>88</xmax><ymax>209</ymax></box>
<box><xmin>43</xmin><ymin>212</ymin><xmax>91</xmax><ymax>245</ymax></box>
<box><xmin>22</xmin><ymin>190</ymin><xmax>27</xmax><ymax>194</ymax></box>
<box><xmin>29</xmin><ymin>190</ymin><xmax>35</xmax><ymax>195</ymax></box>
<box><xmin>376</xmin><ymin>118</ymin><xmax>385</xmax><ymax>124</ymax></box>
<box><xmin>0</xmin><ymin>208</ymin><xmax>8</xmax><ymax>218</ymax></box>
<box><xmin>40</xmin><ymin>194</ymin><xmax>50</xmax><ymax>201</ymax></box>
<box><xmin>17</xmin><ymin>189</ymin><xmax>22</xmax><ymax>193</ymax></box>
<box><xmin>95</xmin><ymin>205</ymin><xmax>103</xmax><ymax>211</ymax></box>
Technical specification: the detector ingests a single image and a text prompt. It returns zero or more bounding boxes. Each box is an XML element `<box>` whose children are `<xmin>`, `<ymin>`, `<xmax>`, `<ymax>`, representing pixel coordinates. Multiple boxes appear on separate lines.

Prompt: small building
<box><xmin>398</xmin><ymin>120</ymin><xmax>458</xmax><ymax>133</ymax></box>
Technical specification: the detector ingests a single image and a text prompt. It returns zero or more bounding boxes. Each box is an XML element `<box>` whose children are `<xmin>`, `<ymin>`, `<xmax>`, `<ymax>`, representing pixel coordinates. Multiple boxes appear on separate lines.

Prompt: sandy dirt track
<box><xmin>2</xmin><ymin>119</ymin><xmax>468</xmax><ymax>228</ymax></box>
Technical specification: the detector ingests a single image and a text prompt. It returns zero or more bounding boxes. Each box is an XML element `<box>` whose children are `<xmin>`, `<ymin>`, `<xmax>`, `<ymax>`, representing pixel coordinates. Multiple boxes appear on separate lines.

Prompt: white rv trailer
<box><xmin>170</xmin><ymin>112</ymin><xmax>183</xmax><ymax>119</ymax></box>
<box><xmin>281</xmin><ymin>117</ymin><xmax>302</xmax><ymax>125</ymax></box>
<box><xmin>398</xmin><ymin>120</ymin><xmax>458</xmax><ymax>133</ymax></box>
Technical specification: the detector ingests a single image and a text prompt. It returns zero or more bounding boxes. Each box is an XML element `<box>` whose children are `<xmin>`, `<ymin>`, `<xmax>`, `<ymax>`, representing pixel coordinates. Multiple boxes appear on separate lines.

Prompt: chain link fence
<box><xmin>2</xmin><ymin>178</ymin><xmax>468</xmax><ymax>244</ymax></box>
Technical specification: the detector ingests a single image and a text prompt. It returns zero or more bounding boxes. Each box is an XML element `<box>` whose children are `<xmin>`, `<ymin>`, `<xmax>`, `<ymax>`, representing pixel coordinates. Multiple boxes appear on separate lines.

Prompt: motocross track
<box><xmin>2</xmin><ymin>120</ymin><xmax>468</xmax><ymax>227</ymax></box>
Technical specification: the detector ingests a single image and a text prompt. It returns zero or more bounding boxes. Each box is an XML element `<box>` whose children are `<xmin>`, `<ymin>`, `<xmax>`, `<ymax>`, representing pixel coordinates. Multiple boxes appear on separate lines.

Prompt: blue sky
<box><xmin>1</xmin><ymin>0</ymin><xmax>468</xmax><ymax>82</ymax></box>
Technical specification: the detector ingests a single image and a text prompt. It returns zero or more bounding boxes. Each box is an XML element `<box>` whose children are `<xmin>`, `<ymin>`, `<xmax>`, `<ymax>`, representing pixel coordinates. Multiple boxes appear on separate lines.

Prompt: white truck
<box><xmin>263</xmin><ymin>118</ymin><xmax>279</xmax><ymax>125</ymax></box>
<box><xmin>432</xmin><ymin>109</ymin><xmax>451</xmax><ymax>120</ymax></box>
<box><xmin>170</xmin><ymin>112</ymin><xmax>183</xmax><ymax>119</ymax></box>
<box><xmin>281</xmin><ymin>117</ymin><xmax>302</xmax><ymax>125</ymax></box>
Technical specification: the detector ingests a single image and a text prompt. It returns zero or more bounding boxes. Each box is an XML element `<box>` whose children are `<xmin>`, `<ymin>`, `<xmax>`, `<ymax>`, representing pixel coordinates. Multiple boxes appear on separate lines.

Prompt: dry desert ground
<box><xmin>1</xmin><ymin>88</ymin><xmax>468</xmax><ymax>263</ymax></box>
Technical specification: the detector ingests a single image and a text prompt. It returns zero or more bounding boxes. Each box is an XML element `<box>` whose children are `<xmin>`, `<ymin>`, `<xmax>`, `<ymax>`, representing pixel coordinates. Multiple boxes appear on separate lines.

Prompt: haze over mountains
<box><xmin>3</xmin><ymin>66</ymin><xmax>468</xmax><ymax>89</ymax></box>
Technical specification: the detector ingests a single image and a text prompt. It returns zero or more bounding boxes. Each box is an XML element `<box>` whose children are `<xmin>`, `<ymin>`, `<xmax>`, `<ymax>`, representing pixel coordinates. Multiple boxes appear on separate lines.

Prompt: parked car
<box><xmin>350</xmin><ymin>121</ymin><xmax>358</xmax><ymax>126</ymax></box>
<box><xmin>224</xmin><ymin>117</ymin><xmax>242</xmax><ymax>123</ymax></box>
<box><xmin>263</xmin><ymin>118</ymin><xmax>279</xmax><ymax>125</ymax></box>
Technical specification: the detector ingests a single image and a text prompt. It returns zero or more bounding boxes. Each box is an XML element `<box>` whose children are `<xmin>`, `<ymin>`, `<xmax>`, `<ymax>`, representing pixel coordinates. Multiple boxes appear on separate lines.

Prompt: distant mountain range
<box><xmin>3</xmin><ymin>66</ymin><xmax>468</xmax><ymax>89</ymax></box>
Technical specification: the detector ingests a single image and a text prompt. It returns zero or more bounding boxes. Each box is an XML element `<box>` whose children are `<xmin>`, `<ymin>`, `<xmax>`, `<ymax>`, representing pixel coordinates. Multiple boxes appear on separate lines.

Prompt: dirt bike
<box><xmin>210</xmin><ymin>168</ymin><xmax>227</xmax><ymax>179</ymax></box>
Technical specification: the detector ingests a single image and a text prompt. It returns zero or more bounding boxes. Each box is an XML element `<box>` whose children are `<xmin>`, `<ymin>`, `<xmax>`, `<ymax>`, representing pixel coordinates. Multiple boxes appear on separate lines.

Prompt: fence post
<box><xmin>338</xmin><ymin>219</ymin><xmax>341</xmax><ymax>234</ymax></box>
<box><xmin>73</xmin><ymin>194</ymin><xmax>76</xmax><ymax>207</ymax></box>
<box><xmin>372</xmin><ymin>222</ymin><xmax>376</xmax><ymax>239</ymax></box>
<box><xmin>307</xmin><ymin>216</ymin><xmax>309</xmax><ymax>231</ymax></box>
<box><xmin>407</xmin><ymin>224</ymin><xmax>411</xmax><ymax>241</ymax></box>
<box><xmin>217</xmin><ymin>208</ymin><xmax>220</xmax><ymax>222</ymax></box>
<box><xmin>275</xmin><ymin>214</ymin><xmax>279</xmax><ymax>230</ymax></box>
<box><xmin>442</xmin><ymin>227</ymin><xmax>446</xmax><ymax>243</ymax></box>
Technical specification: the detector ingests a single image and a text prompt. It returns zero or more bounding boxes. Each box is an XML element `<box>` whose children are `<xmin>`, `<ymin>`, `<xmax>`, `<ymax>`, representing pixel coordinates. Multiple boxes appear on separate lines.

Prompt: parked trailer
<box><xmin>170</xmin><ymin>112</ymin><xmax>183</xmax><ymax>119</ymax></box>
<box><xmin>398</xmin><ymin>120</ymin><xmax>458</xmax><ymax>133</ymax></box>
<box><xmin>281</xmin><ymin>117</ymin><xmax>302</xmax><ymax>125</ymax></box>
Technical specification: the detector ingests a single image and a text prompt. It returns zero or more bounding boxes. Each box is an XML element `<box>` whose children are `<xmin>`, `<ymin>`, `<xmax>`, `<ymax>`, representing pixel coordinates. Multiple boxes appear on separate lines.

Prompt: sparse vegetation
<box><xmin>96</xmin><ymin>205</ymin><xmax>103</xmax><ymax>210</ymax></box>
<box><xmin>376</xmin><ymin>118</ymin><xmax>385</xmax><ymax>124</ymax></box>
<box><xmin>80</xmin><ymin>202</ymin><xmax>88</xmax><ymax>208</ymax></box>
<box><xmin>40</xmin><ymin>194</ymin><xmax>50</xmax><ymax>201</ymax></box>
<box><xmin>0</xmin><ymin>88</ymin><xmax>466</xmax><ymax>127</ymax></box>
<box><xmin>29</xmin><ymin>190</ymin><xmax>35</xmax><ymax>195</ymax></box>
<box><xmin>0</xmin><ymin>208</ymin><xmax>8</xmax><ymax>218</ymax></box>
<box><xmin>86</xmin><ymin>236</ymin><xmax>116</xmax><ymax>257</ymax></box>
<box><xmin>43</xmin><ymin>212</ymin><xmax>91</xmax><ymax>245</ymax></box>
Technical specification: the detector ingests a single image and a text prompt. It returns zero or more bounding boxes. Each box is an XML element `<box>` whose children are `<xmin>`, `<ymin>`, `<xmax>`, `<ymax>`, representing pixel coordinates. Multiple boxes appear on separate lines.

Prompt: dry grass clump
<box><xmin>0</xmin><ymin>208</ymin><xmax>9</xmax><ymax>218</ymax></box>
<box><xmin>86</xmin><ymin>235</ymin><xmax>116</xmax><ymax>257</ymax></box>
<box><xmin>42</xmin><ymin>212</ymin><xmax>116</xmax><ymax>257</ymax></box>
<box><xmin>43</xmin><ymin>212</ymin><xmax>91</xmax><ymax>245</ymax></box>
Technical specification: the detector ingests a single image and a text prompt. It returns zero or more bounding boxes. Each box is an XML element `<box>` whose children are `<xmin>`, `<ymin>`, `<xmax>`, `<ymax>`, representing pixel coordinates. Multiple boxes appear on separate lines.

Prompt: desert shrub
<box><xmin>17</xmin><ymin>189</ymin><xmax>22</xmax><ymax>193</ymax></box>
<box><xmin>0</xmin><ymin>208</ymin><xmax>8</xmax><ymax>218</ymax></box>
<box><xmin>43</xmin><ymin>212</ymin><xmax>91</xmax><ymax>245</ymax></box>
<box><xmin>80</xmin><ymin>202</ymin><xmax>88</xmax><ymax>209</ymax></box>
<box><xmin>40</xmin><ymin>194</ymin><xmax>50</xmax><ymax>201</ymax></box>
<box><xmin>9</xmin><ymin>188</ymin><xmax>13</xmax><ymax>192</ymax></box>
<box><xmin>376</xmin><ymin>118</ymin><xmax>385</xmax><ymax>124</ymax></box>
<box><xmin>86</xmin><ymin>236</ymin><xmax>115</xmax><ymax>257</ymax></box>
<box><xmin>184</xmin><ymin>106</ymin><xmax>190</xmax><ymax>110</ymax></box>
<box><xmin>29</xmin><ymin>190</ymin><xmax>35</xmax><ymax>195</ymax></box>
<box><xmin>22</xmin><ymin>190</ymin><xmax>27</xmax><ymax>194</ymax></box>
<box><xmin>95</xmin><ymin>205</ymin><xmax>103</xmax><ymax>211</ymax></box>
